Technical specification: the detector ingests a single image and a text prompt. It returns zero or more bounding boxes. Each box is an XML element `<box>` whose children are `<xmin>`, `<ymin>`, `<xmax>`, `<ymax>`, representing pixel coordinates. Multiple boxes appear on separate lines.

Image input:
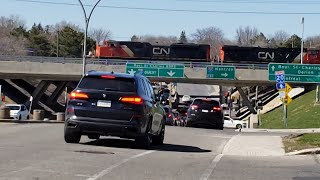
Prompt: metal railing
<box><xmin>0</xmin><ymin>55</ymin><xmax>269</xmax><ymax>70</ymax></box>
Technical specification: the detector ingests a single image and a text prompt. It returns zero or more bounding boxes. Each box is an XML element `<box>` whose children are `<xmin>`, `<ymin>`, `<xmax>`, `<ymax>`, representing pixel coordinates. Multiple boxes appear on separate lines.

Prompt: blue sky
<box><xmin>0</xmin><ymin>0</ymin><xmax>319</xmax><ymax>41</ymax></box>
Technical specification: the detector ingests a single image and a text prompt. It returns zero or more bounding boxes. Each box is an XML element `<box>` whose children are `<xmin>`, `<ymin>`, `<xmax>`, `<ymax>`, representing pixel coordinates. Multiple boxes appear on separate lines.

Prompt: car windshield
<box><xmin>78</xmin><ymin>76</ymin><xmax>135</xmax><ymax>92</ymax></box>
<box><xmin>6</xmin><ymin>106</ymin><xmax>20</xmax><ymax>110</ymax></box>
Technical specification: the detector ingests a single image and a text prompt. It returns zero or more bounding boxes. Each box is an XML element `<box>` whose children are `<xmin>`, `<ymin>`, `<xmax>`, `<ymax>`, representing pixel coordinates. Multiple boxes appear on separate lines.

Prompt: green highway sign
<box><xmin>206</xmin><ymin>66</ymin><xmax>236</xmax><ymax>80</ymax></box>
<box><xmin>126</xmin><ymin>63</ymin><xmax>184</xmax><ymax>78</ymax></box>
<box><xmin>268</xmin><ymin>63</ymin><xmax>320</xmax><ymax>83</ymax></box>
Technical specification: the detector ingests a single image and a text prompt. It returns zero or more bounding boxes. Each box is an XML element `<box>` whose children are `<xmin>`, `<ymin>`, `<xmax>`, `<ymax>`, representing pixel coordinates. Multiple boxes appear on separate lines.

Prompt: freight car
<box><xmin>219</xmin><ymin>45</ymin><xmax>307</xmax><ymax>64</ymax></box>
<box><xmin>95</xmin><ymin>40</ymin><xmax>211</xmax><ymax>62</ymax></box>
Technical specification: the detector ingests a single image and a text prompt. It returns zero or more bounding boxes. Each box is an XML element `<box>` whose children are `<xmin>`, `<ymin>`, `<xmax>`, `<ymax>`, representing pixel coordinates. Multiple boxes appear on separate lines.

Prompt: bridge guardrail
<box><xmin>0</xmin><ymin>55</ymin><xmax>268</xmax><ymax>70</ymax></box>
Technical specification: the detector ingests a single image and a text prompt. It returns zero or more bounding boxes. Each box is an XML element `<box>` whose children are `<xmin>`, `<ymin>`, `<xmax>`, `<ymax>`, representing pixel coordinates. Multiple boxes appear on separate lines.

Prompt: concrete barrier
<box><xmin>33</xmin><ymin>109</ymin><xmax>44</xmax><ymax>120</ymax></box>
<box><xmin>0</xmin><ymin>107</ymin><xmax>10</xmax><ymax>119</ymax></box>
<box><xmin>56</xmin><ymin>112</ymin><xmax>65</xmax><ymax>121</ymax></box>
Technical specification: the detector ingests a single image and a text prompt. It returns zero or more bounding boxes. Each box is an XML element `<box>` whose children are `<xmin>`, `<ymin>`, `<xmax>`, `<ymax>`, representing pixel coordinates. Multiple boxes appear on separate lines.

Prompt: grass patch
<box><xmin>260</xmin><ymin>90</ymin><xmax>320</xmax><ymax>129</ymax></box>
<box><xmin>283</xmin><ymin>133</ymin><xmax>320</xmax><ymax>153</ymax></box>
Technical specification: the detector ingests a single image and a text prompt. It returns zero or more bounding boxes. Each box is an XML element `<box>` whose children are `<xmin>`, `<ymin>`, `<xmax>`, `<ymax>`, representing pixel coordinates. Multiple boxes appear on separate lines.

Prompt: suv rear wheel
<box><xmin>153</xmin><ymin>121</ymin><xmax>165</xmax><ymax>145</ymax></box>
<box><xmin>136</xmin><ymin>121</ymin><xmax>152</xmax><ymax>149</ymax></box>
<box><xmin>64</xmin><ymin>128</ymin><xmax>81</xmax><ymax>143</ymax></box>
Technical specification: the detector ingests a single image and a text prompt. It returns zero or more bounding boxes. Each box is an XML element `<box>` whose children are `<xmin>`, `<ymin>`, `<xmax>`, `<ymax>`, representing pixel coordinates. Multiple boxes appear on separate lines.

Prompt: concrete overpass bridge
<box><xmin>0</xmin><ymin>55</ymin><xmax>310</xmax><ymax>118</ymax></box>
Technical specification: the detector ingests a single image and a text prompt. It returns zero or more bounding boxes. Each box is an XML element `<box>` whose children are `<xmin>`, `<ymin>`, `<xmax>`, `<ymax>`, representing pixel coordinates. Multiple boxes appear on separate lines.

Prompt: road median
<box><xmin>283</xmin><ymin>133</ymin><xmax>320</xmax><ymax>155</ymax></box>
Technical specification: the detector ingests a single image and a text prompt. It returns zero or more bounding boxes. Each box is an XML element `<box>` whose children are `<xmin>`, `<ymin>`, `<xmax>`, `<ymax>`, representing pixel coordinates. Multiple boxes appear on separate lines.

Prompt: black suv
<box><xmin>186</xmin><ymin>98</ymin><xmax>223</xmax><ymax>130</ymax></box>
<box><xmin>64</xmin><ymin>71</ymin><xmax>166</xmax><ymax>149</ymax></box>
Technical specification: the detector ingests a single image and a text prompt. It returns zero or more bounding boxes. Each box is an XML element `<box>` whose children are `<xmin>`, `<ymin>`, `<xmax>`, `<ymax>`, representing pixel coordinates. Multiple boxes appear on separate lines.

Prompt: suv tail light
<box><xmin>70</xmin><ymin>92</ymin><xmax>89</xmax><ymax>100</ymax></box>
<box><xmin>120</xmin><ymin>96</ymin><xmax>143</xmax><ymax>105</ymax></box>
<box><xmin>213</xmin><ymin>106</ymin><xmax>221</xmax><ymax>111</ymax></box>
<box><xmin>101</xmin><ymin>75</ymin><xmax>115</xmax><ymax>79</ymax></box>
<box><xmin>168</xmin><ymin>113</ymin><xmax>172</xmax><ymax>118</ymax></box>
<box><xmin>191</xmin><ymin>105</ymin><xmax>198</xmax><ymax>110</ymax></box>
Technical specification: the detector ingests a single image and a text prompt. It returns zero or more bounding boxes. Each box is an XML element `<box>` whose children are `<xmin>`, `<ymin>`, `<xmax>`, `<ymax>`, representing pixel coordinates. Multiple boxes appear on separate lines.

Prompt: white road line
<box><xmin>86</xmin><ymin>150</ymin><xmax>155</xmax><ymax>180</ymax></box>
<box><xmin>199</xmin><ymin>154</ymin><xmax>224</xmax><ymax>180</ymax></box>
<box><xmin>199</xmin><ymin>134</ymin><xmax>239</xmax><ymax>180</ymax></box>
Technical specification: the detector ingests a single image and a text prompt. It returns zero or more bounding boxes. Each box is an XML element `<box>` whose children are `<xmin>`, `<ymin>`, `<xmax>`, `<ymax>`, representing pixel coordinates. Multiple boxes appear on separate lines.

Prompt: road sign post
<box><xmin>126</xmin><ymin>63</ymin><xmax>184</xmax><ymax>78</ymax></box>
<box><xmin>206</xmin><ymin>66</ymin><xmax>235</xmax><ymax>80</ymax></box>
<box><xmin>275</xmin><ymin>70</ymin><xmax>288</xmax><ymax>128</ymax></box>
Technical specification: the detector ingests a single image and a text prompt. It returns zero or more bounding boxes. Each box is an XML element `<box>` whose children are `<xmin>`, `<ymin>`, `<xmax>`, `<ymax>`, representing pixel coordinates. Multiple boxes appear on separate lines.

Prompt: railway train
<box><xmin>93</xmin><ymin>40</ymin><xmax>320</xmax><ymax>64</ymax></box>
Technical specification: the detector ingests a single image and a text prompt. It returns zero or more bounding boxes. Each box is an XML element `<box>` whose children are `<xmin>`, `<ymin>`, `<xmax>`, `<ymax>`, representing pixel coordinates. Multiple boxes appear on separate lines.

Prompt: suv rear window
<box><xmin>192</xmin><ymin>99</ymin><xmax>220</xmax><ymax>106</ymax></box>
<box><xmin>78</xmin><ymin>76</ymin><xmax>135</xmax><ymax>92</ymax></box>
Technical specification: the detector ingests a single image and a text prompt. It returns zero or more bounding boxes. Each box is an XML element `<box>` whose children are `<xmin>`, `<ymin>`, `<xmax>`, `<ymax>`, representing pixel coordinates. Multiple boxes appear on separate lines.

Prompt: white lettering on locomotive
<box><xmin>153</xmin><ymin>47</ymin><xmax>170</xmax><ymax>55</ymax></box>
<box><xmin>258</xmin><ymin>52</ymin><xmax>274</xmax><ymax>59</ymax></box>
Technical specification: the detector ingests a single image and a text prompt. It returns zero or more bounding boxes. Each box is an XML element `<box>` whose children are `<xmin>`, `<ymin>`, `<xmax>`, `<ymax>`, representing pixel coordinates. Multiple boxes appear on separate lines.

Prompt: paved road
<box><xmin>0</xmin><ymin>123</ymin><xmax>319</xmax><ymax>180</ymax></box>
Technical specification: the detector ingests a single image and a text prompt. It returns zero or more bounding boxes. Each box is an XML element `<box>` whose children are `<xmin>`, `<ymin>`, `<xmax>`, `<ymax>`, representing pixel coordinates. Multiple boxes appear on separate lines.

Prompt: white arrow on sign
<box><xmin>221</xmin><ymin>73</ymin><xmax>228</xmax><ymax>77</ymax></box>
<box><xmin>128</xmin><ymin>69</ymin><xmax>136</xmax><ymax>75</ymax></box>
<box><xmin>167</xmin><ymin>70</ymin><xmax>176</xmax><ymax>77</ymax></box>
<box><xmin>271</xmin><ymin>66</ymin><xmax>275</xmax><ymax>71</ymax></box>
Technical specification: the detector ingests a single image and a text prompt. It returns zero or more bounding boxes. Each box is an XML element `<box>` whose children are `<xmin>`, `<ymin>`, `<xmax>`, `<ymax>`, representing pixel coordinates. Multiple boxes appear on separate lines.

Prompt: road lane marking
<box><xmin>199</xmin><ymin>134</ymin><xmax>239</xmax><ymax>180</ymax></box>
<box><xmin>221</xmin><ymin>134</ymin><xmax>240</xmax><ymax>154</ymax></box>
<box><xmin>199</xmin><ymin>154</ymin><xmax>224</xmax><ymax>180</ymax></box>
<box><xmin>86</xmin><ymin>150</ymin><xmax>155</xmax><ymax>180</ymax></box>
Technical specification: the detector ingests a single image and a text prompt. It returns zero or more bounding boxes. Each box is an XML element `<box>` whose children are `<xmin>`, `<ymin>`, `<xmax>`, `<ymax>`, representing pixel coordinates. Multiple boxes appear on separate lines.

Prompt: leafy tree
<box><xmin>179</xmin><ymin>31</ymin><xmax>188</xmax><ymax>43</ymax></box>
<box><xmin>131</xmin><ymin>35</ymin><xmax>139</xmax><ymax>42</ymax></box>
<box><xmin>26</xmin><ymin>23</ymin><xmax>51</xmax><ymax>56</ymax></box>
<box><xmin>55</xmin><ymin>26</ymin><xmax>95</xmax><ymax>58</ymax></box>
<box><xmin>284</xmin><ymin>34</ymin><xmax>301</xmax><ymax>48</ymax></box>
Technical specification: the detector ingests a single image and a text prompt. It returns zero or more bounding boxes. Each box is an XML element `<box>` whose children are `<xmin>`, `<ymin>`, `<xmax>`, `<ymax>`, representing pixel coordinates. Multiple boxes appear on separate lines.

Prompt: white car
<box><xmin>224</xmin><ymin>116</ymin><xmax>243</xmax><ymax>129</ymax></box>
<box><xmin>5</xmin><ymin>104</ymin><xmax>29</xmax><ymax>120</ymax></box>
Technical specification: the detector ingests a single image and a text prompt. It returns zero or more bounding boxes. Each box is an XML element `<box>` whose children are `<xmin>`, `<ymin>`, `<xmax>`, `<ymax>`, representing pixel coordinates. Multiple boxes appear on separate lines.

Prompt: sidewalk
<box><xmin>0</xmin><ymin>119</ymin><xmax>64</xmax><ymax>123</ymax></box>
<box><xmin>222</xmin><ymin>134</ymin><xmax>285</xmax><ymax>156</ymax></box>
<box><xmin>236</xmin><ymin>128</ymin><xmax>320</xmax><ymax>133</ymax></box>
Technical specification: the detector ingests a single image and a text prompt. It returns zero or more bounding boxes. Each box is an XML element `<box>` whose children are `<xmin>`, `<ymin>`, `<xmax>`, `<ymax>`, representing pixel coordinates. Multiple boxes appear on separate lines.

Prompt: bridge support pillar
<box><xmin>236</xmin><ymin>86</ymin><xmax>256</xmax><ymax>114</ymax></box>
<box><xmin>46</xmin><ymin>81</ymin><xmax>68</xmax><ymax>106</ymax></box>
<box><xmin>28</xmin><ymin>80</ymin><xmax>52</xmax><ymax>111</ymax></box>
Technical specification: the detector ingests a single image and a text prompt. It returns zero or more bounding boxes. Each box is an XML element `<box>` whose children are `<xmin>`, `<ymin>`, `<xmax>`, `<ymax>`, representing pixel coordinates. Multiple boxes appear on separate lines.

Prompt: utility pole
<box><xmin>300</xmin><ymin>17</ymin><xmax>305</xmax><ymax>64</ymax></box>
<box><xmin>56</xmin><ymin>30</ymin><xmax>59</xmax><ymax>57</ymax></box>
<box><xmin>78</xmin><ymin>0</ymin><xmax>102</xmax><ymax>75</ymax></box>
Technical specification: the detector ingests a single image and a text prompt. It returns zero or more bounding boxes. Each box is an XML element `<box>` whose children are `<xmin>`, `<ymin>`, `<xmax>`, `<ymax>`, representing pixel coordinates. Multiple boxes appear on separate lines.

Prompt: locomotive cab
<box><xmin>304</xmin><ymin>49</ymin><xmax>320</xmax><ymax>64</ymax></box>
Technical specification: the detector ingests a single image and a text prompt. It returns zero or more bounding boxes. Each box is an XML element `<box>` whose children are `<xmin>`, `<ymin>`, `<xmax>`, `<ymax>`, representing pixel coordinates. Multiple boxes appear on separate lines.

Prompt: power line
<box><xmin>15</xmin><ymin>0</ymin><xmax>320</xmax><ymax>15</ymax></box>
<box><xmin>176</xmin><ymin>0</ymin><xmax>320</xmax><ymax>4</ymax></box>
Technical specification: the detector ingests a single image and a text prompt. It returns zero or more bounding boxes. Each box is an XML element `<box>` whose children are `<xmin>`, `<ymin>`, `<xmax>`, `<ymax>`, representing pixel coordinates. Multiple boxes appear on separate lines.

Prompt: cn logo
<box><xmin>258</xmin><ymin>52</ymin><xmax>274</xmax><ymax>59</ymax></box>
<box><xmin>152</xmin><ymin>47</ymin><xmax>170</xmax><ymax>55</ymax></box>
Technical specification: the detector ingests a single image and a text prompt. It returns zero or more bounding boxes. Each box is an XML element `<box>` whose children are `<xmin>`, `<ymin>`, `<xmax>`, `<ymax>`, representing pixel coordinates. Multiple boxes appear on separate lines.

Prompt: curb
<box><xmin>286</xmin><ymin>148</ymin><xmax>320</xmax><ymax>155</ymax></box>
<box><xmin>235</xmin><ymin>128</ymin><xmax>320</xmax><ymax>133</ymax></box>
<box><xmin>0</xmin><ymin>119</ymin><xmax>64</xmax><ymax>124</ymax></box>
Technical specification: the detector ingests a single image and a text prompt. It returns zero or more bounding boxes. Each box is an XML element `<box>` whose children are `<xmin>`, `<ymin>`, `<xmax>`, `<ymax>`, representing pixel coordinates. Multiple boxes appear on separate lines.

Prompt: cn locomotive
<box><xmin>95</xmin><ymin>40</ymin><xmax>211</xmax><ymax>62</ymax></box>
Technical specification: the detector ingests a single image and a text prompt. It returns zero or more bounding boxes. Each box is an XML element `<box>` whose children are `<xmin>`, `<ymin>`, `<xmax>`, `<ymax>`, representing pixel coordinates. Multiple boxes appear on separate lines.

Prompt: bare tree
<box><xmin>0</xmin><ymin>15</ymin><xmax>27</xmax><ymax>55</ymax></box>
<box><xmin>236</xmin><ymin>26</ymin><xmax>259</xmax><ymax>46</ymax></box>
<box><xmin>0</xmin><ymin>15</ymin><xmax>25</xmax><ymax>32</ymax></box>
<box><xmin>305</xmin><ymin>35</ymin><xmax>320</xmax><ymax>48</ymax></box>
<box><xmin>191</xmin><ymin>26</ymin><xmax>225</xmax><ymax>58</ymax></box>
<box><xmin>270</xmin><ymin>30</ymin><xmax>289</xmax><ymax>47</ymax></box>
<box><xmin>89</xmin><ymin>28</ymin><xmax>112</xmax><ymax>45</ymax></box>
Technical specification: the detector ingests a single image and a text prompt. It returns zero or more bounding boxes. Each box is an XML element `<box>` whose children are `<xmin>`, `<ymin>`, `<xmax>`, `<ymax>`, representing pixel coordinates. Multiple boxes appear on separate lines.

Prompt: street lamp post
<box><xmin>300</xmin><ymin>17</ymin><xmax>304</xmax><ymax>64</ymax></box>
<box><xmin>78</xmin><ymin>0</ymin><xmax>102</xmax><ymax>75</ymax></box>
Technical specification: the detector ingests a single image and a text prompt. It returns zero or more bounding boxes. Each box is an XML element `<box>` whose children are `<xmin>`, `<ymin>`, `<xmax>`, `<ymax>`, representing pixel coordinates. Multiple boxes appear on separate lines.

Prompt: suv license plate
<box><xmin>202</xmin><ymin>109</ymin><xmax>209</xmax><ymax>113</ymax></box>
<box><xmin>97</xmin><ymin>100</ymin><xmax>111</xmax><ymax>107</ymax></box>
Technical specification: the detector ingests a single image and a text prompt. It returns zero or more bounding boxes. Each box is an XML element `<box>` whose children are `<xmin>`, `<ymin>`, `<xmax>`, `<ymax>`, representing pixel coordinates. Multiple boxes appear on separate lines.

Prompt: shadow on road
<box><xmin>82</xmin><ymin>138</ymin><xmax>211</xmax><ymax>153</ymax></box>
